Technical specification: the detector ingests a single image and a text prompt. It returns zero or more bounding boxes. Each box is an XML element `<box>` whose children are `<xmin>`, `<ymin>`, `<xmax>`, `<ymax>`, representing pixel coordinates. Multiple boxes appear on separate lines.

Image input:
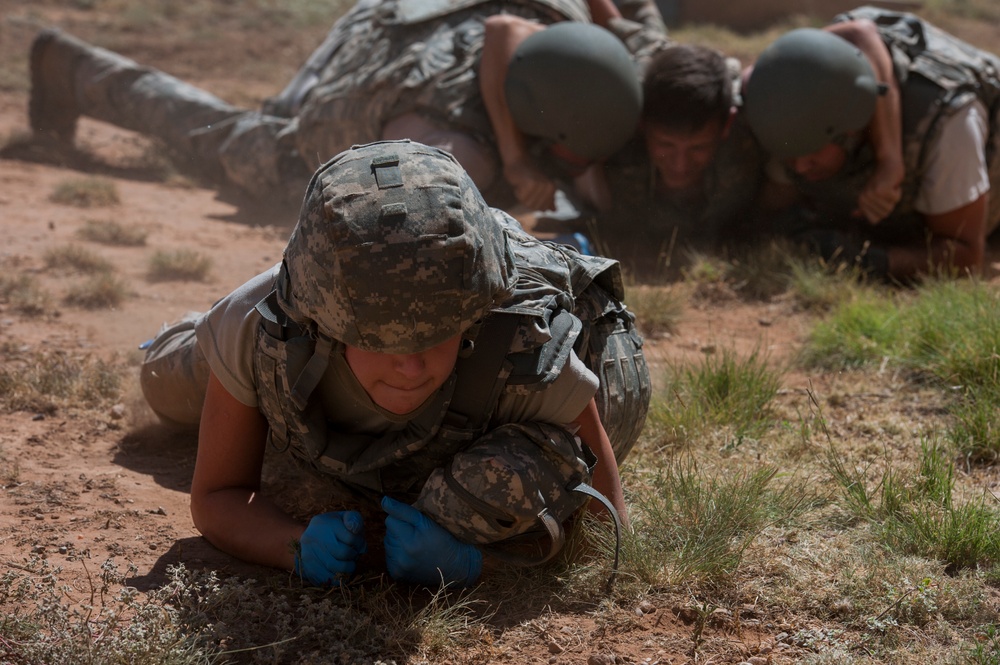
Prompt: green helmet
<box><xmin>278</xmin><ymin>140</ymin><xmax>516</xmax><ymax>353</ymax></box>
<box><xmin>743</xmin><ymin>28</ymin><xmax>881</xmax><ymax>158</ymax></box>
<box><xmin>504</xmin><ymin>22</ymin><xmax>642</xmax><ymax>161</ymax></box>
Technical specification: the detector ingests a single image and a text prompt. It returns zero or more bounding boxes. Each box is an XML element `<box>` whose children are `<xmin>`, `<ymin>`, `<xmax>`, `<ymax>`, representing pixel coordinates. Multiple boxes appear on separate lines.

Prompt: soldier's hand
<box><xmin>857</xmin><ymin>157</ymin><xmax>903</xmax><ymax>224</ymax></box>
<box><xmin>294</xmin><ymin>511</ymin><xmax>367</xmax><ymax>586</ymax></box>
<box><xmin>504</xmin><ymin>158</ymin><xmax>557</xmax><ymax>211</ymax></box>
<box><xmin>382</xmin><ymin>496</ymin><xmax>482</xmax><ymax>588</ymax></box>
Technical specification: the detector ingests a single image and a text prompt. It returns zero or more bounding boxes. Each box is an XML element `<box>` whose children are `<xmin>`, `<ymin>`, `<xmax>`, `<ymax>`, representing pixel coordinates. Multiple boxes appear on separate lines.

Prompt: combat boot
<box><xmin>29</xmin><ymin>28</ymin><xmax>87</xmax><ymax>142</ymax></box>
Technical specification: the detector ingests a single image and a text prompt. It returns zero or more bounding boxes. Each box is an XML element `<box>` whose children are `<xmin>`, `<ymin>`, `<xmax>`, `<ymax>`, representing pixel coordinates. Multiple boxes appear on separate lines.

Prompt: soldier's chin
<box><xmin>659</xmin><ymin>172</ymin><xmax>700</xmax><ymax>192</ymax></box>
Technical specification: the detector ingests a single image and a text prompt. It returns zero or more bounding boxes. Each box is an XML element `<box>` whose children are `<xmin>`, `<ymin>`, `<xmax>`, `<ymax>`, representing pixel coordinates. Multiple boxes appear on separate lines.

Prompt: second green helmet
<box><xmin>743</xmin><ymin>28</ymin><xmax>881</xmax><ymax>158</ymax></box>
<box><xmin>504</xmin><ymin>22</ymin><xmax>642</xmax><ymax>162</ymax></box>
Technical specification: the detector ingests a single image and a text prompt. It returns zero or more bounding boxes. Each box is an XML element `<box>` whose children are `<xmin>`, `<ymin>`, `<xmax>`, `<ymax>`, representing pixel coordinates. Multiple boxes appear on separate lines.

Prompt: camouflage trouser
<box><xmin>139</xmin><ymin>314</ymin><xmax>209</xmax><ymax>429</ymax></box>
<box><xmin>64</xmin><ymin>36</ymin><xmax>309</xmax><ymax>202</ymax></box>
<box><xmin>56</xmin><ymin>0</ymin><xmax>568</xmax><ymax>205</ymax></box>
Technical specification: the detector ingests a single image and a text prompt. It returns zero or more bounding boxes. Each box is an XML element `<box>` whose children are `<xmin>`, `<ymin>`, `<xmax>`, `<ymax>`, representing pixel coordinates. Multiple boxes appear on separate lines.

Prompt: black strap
<box><xmin>572</xmin><ymin>483</ymin><xmax>623</xmax><ymax>592</ymax></box>
<box><xmin>446</xmin><ymin>313</ymin><xmax>521</xmax><ymax>433</ymax></box>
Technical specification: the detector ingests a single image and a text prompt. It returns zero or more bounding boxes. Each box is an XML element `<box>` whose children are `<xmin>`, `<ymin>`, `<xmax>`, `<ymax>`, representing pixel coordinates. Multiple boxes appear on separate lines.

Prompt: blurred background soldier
<box><xmin>744</xmin><ymin>6</ymin><xmax>1000</xmax><ymax>281</ymax></box>
<box><xmin>29</xmin><ymin>0</ymin><xmax>662</xmax><ymax>213</ymax></box>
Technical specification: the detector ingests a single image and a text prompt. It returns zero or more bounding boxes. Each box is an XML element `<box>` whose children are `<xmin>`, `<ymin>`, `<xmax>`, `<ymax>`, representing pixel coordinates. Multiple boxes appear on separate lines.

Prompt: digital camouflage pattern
<box><xmin>141</xmin><ymin>140</ymin><xmax>649</xmax><ymax>552</ymax></box>
<box><xmin>278</xmin><ymin>140</ymin><xmax>515</xmax><ymax>354</ymax></box>
<box><xmin>414</xmin><ymin>422</ymin><xmax>591</xmax><ymax>547</ymax></box>
<box><xmin>33</xmin><ymin>0</ymin><xmax>668</xmax><ymax>205</ymax></box>
<box><xmin>285</xmin><ymin>0</ymin><xmax>588</xmax><ymax>180</ymax></box>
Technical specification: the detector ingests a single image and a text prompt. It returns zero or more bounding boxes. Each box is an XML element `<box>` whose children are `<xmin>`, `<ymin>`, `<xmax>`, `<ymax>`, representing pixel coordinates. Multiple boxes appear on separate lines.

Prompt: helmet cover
<box><xmin>279</xmin><ymin>140</ymin><xmax>516</xmax><ymax>353</ymax></box>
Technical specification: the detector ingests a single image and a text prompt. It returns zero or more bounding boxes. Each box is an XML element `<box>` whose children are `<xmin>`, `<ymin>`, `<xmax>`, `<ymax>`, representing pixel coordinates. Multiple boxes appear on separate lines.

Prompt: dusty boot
<box><xmin>29</xmin><ymin>28</ymin><xmax>87</xmax><ymax>142</ymax></box>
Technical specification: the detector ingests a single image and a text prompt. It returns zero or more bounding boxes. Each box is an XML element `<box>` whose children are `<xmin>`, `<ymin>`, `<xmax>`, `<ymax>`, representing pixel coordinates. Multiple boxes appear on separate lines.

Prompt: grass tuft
<box><xmin>626</xmin><ymin>458</ymin><xmax>801</xmax><ymax>585</ymax></box>
<box><xmin>76</xmin><ymin>219</ymin><xmax>149</xmax><ymax>247</ymax></box>
<box><xmin>625</xmin><ymin>283</ymin><xmax>685</xmax><ymax>337</ymax></box>
<box><xmin>44</xmin><ymin>244</ymin><xmax>115</xmax><ymax>274</ymax></box>
<box><xmin>147</xmin><ymin>250</ymin><xmax>212</xmax><ymax>282</ymax></box>
<box><xmin>64</xmin><ymin>273</ymin><xmax>129</xmax><ymax>310</ymax></box>
<box><xmin>0</xmin><ymin>347</ymin><xmax>123</xmax><ymax>413</ymax></box>
<box><xmin>647</xmin><ymin>345</ymin><xmax>783</xmax><ymax>450</ymax></box>
<box><xmin>0</xmin><ymin>274</ymin><xmax>51</xmax><ymax>316</ymax></box>
<box><xmin>49</xmin><ymin>177</ymin><xmax>121</xmax><ymax>208</ymax></box>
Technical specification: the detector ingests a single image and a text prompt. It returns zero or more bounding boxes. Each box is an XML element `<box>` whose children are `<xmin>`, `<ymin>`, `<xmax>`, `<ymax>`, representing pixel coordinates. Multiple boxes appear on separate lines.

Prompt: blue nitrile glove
<box><xmin>381</xmin><ymin>496</ymin><xmax>482</xmax><ymax>588</ymax></box>
<box><xmin>294</xmin><ymin>511</ymin><xmax>367</xmax><ymax>586</ymax></box>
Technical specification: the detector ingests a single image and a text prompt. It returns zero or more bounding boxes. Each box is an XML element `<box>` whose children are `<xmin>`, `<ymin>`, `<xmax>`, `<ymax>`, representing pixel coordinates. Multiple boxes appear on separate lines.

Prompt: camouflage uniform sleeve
<box><xmin>494</xmin><ymin>350</ymin><xmax>598</xmax><ymax>425</ymax></box>
<box><xmin>194</xmin><ymin>266</ymin><xmax>281</xmax><ymax>408</ymax></box>
<box><xmin>603</xmin><ymin>16</ymin><xmax>671</xmax><ymax>72</ymax></box>
<box><xmin>617</xmin><ymin>0</ymin><xmax>668</xmax><ymax>35</ymax></box>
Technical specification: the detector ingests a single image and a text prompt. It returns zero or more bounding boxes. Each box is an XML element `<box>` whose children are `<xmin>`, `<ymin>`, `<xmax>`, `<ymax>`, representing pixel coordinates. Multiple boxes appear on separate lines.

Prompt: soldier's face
<box><xmin>644</xmin><ymin>117</ymin><xmax>727</xmax><ymax>192</ymax></box>
<box><xmin>344</xmin><ymin>334</ymin><xmax>463</xmax><ymax>415</ymax></box>
<box><xmin>789</xmin><ymin>142</ymin><xmax>848</xmax><ymax>181</ymax></box>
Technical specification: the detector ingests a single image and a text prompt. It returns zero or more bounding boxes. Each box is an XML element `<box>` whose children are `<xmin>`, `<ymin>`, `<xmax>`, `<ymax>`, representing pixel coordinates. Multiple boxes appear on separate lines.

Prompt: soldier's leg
<box><xmin>139</xmin><ymin>314</ymin><xmax>210</xmax><ymax>430</ymax></box>
<box><xmin>29</xmin><ymin>28</ymin><xmax>299</xmax><ymax>194</ymax></box>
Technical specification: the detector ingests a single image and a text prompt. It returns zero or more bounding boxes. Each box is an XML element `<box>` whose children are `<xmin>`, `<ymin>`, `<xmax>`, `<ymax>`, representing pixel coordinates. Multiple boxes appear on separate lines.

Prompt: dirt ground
<box><xmin>1</xmin><ymin>2</ymin><xmax>1000</xmax><ymax>664</ymax></box>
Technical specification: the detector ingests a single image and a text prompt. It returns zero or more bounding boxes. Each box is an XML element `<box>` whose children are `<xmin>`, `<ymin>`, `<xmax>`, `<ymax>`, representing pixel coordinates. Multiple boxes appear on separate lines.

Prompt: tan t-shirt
<box><xmin>195</xmin><ymin>265</ymin><xmax>598</xmax><ymax>437</ymax></box>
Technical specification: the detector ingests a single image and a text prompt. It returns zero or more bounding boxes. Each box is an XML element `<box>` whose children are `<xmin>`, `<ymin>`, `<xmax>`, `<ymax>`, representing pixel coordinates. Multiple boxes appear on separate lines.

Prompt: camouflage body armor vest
<box><xmin>791</xmin><ymin>6</ymin><xmax>1000</xmax><ymax>240</ymax></box>
<box><xmin>251</xmin><ymin>231</ymin><xmax>650</xmax><ymax>501</ymax></box>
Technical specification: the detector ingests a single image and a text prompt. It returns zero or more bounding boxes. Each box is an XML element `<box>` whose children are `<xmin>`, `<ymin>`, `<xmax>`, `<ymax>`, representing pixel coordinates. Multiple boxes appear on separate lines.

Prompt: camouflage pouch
<box><xmin>414</xmin><ymin>422</ymin><xmax>620</xmax><ymax>569</ymax></box>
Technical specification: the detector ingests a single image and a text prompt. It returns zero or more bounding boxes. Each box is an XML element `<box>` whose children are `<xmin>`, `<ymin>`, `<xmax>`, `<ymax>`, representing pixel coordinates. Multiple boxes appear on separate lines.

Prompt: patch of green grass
<box><xmin>948</xmin><ymin>384</ymin><xmax>1000</xmax><ymax>464</ymax></box>
<box><xmin>64</xmin><ymin>273</ymin><xmax>128</xmax><ymax>309</ymax></box>
<box><xmin>76</xmin><ymin>219</ymin><xmax>148</xmax><ymax>247</ymax></box>
<box><xmin>44</xmin><ymin>244</ymin><xmax>115</xmax><ymax>274</ymax></box>
<box><xmin>49</xmin><ymin>177</ymin><xmax>120</xmax><ymax>208</ymax></box>
<box><xmin>827</xmin><ymin>439</ymin><xmax>1000</xmax><ymax>572</ymax></box>
<box><xmin>800</xmin><ymin>288</ymin><xmax>904</xmax><ymax>370</ymax></box>
<box><xmin>647</xmin><ymin>345</ymin><xmax>783</xmax><ymax>450</ymax></box>
<box><xmin>785</xmin><ymin>256</ymin><xmax>867</xmax><ymax>312</ymax></box>
<box><xmin>625</xmin><ymin>459</ymin><xmax>801</xmax><ymax>585</ymax></box>
<box><xmin>902</xmin><ymin>279</ymin><xmax>1000</xmax><ymax>389</ymax></box>
<box><xmin>802</xmin><ymin>280</ymin><xmax>1000</xmax><ymax>465</ymax></box>
<box><xmin>625</xmin><ymin>283</ymin><xmax>685</xmax><ymax>337</ymax></box>
<box><xmin>147</xmin><ymin>250</ymin><xmax>212</xmax><ymax>282</ymax></box>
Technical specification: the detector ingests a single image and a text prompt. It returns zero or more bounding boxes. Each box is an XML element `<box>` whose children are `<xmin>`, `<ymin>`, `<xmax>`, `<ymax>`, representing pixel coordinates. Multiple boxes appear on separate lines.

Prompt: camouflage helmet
<box><xmin>504</xmin><ymin>22</ymin><xmax>642</xmax><ymax>161</ymax></box>
<box><xmin>278</xmin><ymin>140</ymin><xmax>516</xmax><ymax>353</ymax></box>
<box><xmin>743</xmin><ymin>28</ymin><xmax>881</xmax><ymax>158</ymax></box>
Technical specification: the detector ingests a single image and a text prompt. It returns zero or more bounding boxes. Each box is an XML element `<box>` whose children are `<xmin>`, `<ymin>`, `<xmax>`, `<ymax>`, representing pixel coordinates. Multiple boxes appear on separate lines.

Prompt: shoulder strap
<box><xmin>444</xmin><ymin>312</ymin><xmax>521</xmax><ymax>433</ymax></box>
